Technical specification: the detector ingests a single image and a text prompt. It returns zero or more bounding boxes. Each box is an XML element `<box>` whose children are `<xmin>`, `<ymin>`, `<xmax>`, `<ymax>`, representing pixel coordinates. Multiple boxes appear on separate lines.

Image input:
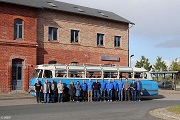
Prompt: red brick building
<box><xmin>0</xmin><ymin>0</ymin><xmax>134</xmax><ymax>93</ymax></box>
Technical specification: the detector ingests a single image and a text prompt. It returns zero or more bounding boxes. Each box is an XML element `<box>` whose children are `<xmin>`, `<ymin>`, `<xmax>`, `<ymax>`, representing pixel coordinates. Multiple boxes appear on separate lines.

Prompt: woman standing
<box><xmin>69</xmin><ymin>82</ymin><xmax>75</xmax><ymax>102</ymax></box>
<box><xmin>75</xmin><ymin>81</ymin><xmax>81</xmax><ymax>102</ymax></box>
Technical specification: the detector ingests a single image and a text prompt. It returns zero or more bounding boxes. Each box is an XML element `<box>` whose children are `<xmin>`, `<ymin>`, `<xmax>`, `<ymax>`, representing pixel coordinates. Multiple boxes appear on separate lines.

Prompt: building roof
<box><xmin>0</xmin><ymin>0</ymin><xmax>134</xmax><ymax>25</ymax></box>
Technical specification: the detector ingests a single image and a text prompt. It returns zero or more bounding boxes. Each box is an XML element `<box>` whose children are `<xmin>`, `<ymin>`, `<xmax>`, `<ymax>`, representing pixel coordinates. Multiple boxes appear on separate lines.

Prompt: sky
<box><xmin>57</xmin><ymin>0</ymin><xmax>180</xmax><ymax>67</ymax></box>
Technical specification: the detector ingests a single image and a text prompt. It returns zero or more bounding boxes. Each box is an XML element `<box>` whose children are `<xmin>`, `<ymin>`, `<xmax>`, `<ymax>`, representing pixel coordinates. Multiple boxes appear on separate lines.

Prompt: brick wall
<box><xmin>0</xmin><ymin>2</ymin><xmax>130</xmax><ymax>93</ymax></box>
<box><xmin>0</xmin><ymin>3</ymin><xmax>37</xmax><ymax>93</ymax></box>
<box><xmin>37</xmin><ymin>10</ymin><xmax>129</xmax><ymax>66</ymax></box>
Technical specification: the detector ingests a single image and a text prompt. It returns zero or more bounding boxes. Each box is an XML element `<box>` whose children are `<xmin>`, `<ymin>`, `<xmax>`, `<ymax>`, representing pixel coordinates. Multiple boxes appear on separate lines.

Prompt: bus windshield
<box><xmin>30</xmin><ymin>69</ymin><xmax>41</xmax><ymax>78</ymax></box>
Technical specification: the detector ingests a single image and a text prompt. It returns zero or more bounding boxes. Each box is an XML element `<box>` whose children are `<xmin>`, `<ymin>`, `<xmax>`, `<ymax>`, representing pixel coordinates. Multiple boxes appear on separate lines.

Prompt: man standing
<box><xmin>75</xmin><ymin>81</ymin><xmax>81</xmax><ymax>102</ymax></box>
<box><xmin>34</xmin><ymin>79</ymin><xmax>42</xmax><ymax>103</ymax></box>
<box><xmin>117</xmin><ymin>78</ymin><xmax>124</xmax><ymax>101</ymax></box>
<box><xmin>100</xmin><ymin>77</ymin><xmax>106</xmax><ymax>101</ymax></box>
<box><xmin>43</xmin><ymin>79</ymin><xmax>51</xmax><ymax>103</ymax></box>
<box><xmin>93</xmin><ymin>79</ymin><xmax>101</xmax><ymax>102</ymax></box>
<box><xmin>87</xmin><ymin>79</ymin><xmax>93</xmax><ymax>102</ymax></box>
<box><xmin>136</xmin><ymin>78</ymin><xmax>142</xmax><ymax>101</ymax></box>
<box><xmin>124</xmin><ymin>78</ymin><xmax>130</xmax><ymax>101</ymax></box>
<box><xmin>112</xmin><ymin>78</ymin><xmax>118</xmax><ymax>101</ymax></box>
<box><xmin>106</xmin><ymin>79</ymin><xmax>113</xmax><ymax>102</ymax></box>
<box><xmin>130</xmin><ymin>80</ymin><xmax>137</xmax><ymax>101</ymax></box>
<box><xmin>50</xmin><ymin>80</ymin><xmax>57</xmax><ymax>103</ymax></box>
<box><xmin>57</xmin><ymin>80</ymin><xmax>64</xmax><ymax>103</ymax></box>
<box><xmin>81</xmin><ymin>80</ymin><xmax>87</xmax><ymax>102</ymax></box>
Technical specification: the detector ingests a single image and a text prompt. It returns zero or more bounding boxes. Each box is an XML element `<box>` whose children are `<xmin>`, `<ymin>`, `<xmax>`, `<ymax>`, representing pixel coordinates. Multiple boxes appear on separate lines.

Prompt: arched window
<box><xmin>14</xmin><ymin>18</ymin><xmax>23</xmax><ymax>39</ymax></box>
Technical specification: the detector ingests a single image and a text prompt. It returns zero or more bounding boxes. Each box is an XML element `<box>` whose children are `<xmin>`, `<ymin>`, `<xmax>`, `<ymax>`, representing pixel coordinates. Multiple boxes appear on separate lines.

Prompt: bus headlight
<box><xmin>29</xmin><ymin>86</ymin><xmax>35</xmax><ymax>92</ymax></box>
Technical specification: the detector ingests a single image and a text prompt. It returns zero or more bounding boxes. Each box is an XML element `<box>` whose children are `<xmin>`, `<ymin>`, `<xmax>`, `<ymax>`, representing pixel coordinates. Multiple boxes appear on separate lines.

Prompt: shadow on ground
<box><xmin>141</xmin><ymin>94</ymin><xmax>165</xmax><ymax>101</ymax></box>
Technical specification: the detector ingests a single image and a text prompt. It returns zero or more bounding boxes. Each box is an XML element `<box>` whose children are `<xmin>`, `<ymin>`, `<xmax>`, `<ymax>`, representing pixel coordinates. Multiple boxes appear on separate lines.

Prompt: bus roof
<box><xmin>36</xmin><ymin>64</ymin><xmax>148</xmax><ymax>73</ymax></box>
<box><xmin>150</xmin><ymin>71</ymin><xmax>179</xmax><ymax>74</ymax></box>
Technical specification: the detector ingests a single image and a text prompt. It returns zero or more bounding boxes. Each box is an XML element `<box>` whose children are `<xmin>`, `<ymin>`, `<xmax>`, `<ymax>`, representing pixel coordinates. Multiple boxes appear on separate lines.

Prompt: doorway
<box><xmin>12</xmin><ymin>59</ymin><xmax>24</xmax><ymax>90</ymax></box>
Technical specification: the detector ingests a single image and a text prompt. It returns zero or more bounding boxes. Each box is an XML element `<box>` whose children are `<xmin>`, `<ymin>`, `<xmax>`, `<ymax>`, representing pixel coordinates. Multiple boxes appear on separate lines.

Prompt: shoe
<box><xmin>110</xmin><ymin>100</ymin><xmax>112</xmax><ymax>102</ymax></box>
<box><xmin>108</xmin><ymin>100</ymin><xmax>109</xmax><ymax>102</ymax></box>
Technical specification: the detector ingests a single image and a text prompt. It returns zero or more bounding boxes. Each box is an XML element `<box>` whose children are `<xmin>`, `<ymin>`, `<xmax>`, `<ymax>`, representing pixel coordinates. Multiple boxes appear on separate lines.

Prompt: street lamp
<box><xmin>130</xmin><ymin>54</ymin><xmax>134</xmax><ymax>67</ymax></box>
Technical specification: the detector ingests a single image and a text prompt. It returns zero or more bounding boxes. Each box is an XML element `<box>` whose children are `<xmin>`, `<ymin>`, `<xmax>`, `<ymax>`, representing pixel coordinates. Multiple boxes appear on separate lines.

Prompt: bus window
<box><xmin>43</xmin><ymin>70</ymin><xmax>52</xmax><ymax>78</ymax></box>
<box><xmin>87</xmin><ymin>71</ymin><xmax>101</xmax><ymax>78</ymax></box>
<box><xmin>144</xmin><ymin>73</ymin><xmax>147</xmax><ymax>79</ymax></box>
<box><xmin>119</xmin><ymin>73</ymin><xmax>130</xmax><ymax>79</ymax></box>
<box><xmin>68</xmin><ymin>71</ymin><xmax>85</xmax><ymax>78</ymax></box>
<box><xmin>55</xmin><ymin>70</ymin><xmax>67</xmax><ymax>77</ymax></box>
<box><xmin>134</xmin><ymin>72</ymin><xmax>143</xmax><ymax>78</ymax></box>
<box><xmin>38</xmin><ymin>70</ymin><xmax>43</xmax><ymax>78</ymax></box>
<box><xmin>128</xmin><ymin>73</ymin><xmax>133</xmax><ymax>78</ymax></box>
<box><xmin>104</xmin><ymin>72</ymin><xmax>118</xmax><ymax>78</ymax></box>
<box><xmin>31</xmin><ymin>69</ymin><xmax>41</xmax><ymax>78</ymax></box>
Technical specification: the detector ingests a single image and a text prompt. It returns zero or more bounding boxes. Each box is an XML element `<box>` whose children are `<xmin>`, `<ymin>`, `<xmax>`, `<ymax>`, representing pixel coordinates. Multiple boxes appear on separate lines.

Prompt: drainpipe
<box><xmin>127</xmin><ymin>23</ymin><xmax>134</xmax><ymax>67</ymax></box>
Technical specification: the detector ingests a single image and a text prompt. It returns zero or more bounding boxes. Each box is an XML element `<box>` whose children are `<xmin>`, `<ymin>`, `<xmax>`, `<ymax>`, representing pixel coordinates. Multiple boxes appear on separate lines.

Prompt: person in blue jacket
<box><xmin>100</xmin><ymin>77</ymin><xmax>106</xmax><ymax>101</ymax></box>
<box><xmin>106</xmin><ymin>79</ymin><xmax>113</xmax><ymax>102</ymax></box>
<box><xmin>112</xmin><ymin>78</ymin><xmax>118</xmax><ymax>101</ymax></box>
<box><xmin>136</xmin><ymin>78</ymin><xmax>142</xmax><ymax>101</ymax></box>
<box><xmin>75</xmin><ymin>81</ymin><xmax>81</xmax><ymax>102</ymax></box>
<box><xmin>87</xmin><ymin>78</ymin><xmax>93</xmax><ymax>102</ymax></box>
<box><xmin>117</xmin><ymin>78</ymin><xmax>124</xmax><ymax>101</ymax></box>
<box><xmin>81</xmin><ymin>80</ymin><xmax>87</xmax><ymax>102</ymax></box>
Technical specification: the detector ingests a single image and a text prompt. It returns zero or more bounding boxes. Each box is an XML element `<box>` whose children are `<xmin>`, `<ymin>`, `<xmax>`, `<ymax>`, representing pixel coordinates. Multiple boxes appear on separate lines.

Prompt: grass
<box><xmin>167</xmin><ymin>105</ymin><xmax>180</xmax><ymax>114</ymax></box>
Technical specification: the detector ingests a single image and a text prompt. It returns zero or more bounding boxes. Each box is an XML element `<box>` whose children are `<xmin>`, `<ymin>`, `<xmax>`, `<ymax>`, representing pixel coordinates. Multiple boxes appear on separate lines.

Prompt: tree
<box><xmin>153</xmin><ymin>56</ymin><xmax>167</xmax><ymax>71</ymax></box>
<box><xmin>135</xmin><ymin>56</ymin><xmax>152</xmax><ymax>71</ymax></box>
<box><xmin>169</xmin><ymin>58</ymin><xmax>180</xmax><ymax>71</ymax></box>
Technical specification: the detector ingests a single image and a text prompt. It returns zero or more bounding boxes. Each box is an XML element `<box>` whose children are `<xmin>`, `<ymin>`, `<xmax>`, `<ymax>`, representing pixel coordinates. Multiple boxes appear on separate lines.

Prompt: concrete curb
<box><xmin>0</xmin><ymin>94</ymin><xmax>34</xmax><ymax>100</ymax></box>
<box><xmin>150</xmin><ymin>108</ymin><xmax>180</xmax><ymax>120</ymax></box>
<box><xmin>0</xmin><ymin>97</ymin><xmax>34</xmax><ymax>100</ymax></box>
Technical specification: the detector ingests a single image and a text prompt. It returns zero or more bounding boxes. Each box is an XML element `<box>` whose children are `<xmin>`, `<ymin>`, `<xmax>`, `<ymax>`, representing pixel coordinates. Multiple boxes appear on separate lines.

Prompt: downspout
<box><xmin>128</xmin><ymin>23</ymin><xmax>134</xmax><ymax>67</ymax></box>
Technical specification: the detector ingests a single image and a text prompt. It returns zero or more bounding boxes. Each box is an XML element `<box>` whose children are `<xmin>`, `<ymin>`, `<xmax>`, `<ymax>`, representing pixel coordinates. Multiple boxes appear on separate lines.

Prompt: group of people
<box><xmin>34</xmin><ymin>79</ymin><xmax>64</xmax><ymax>103</ymax></box>
<box><xmin>34</xmin><ymin>78</ymin><xmax>143</xmax><ymax>103</ymax></box>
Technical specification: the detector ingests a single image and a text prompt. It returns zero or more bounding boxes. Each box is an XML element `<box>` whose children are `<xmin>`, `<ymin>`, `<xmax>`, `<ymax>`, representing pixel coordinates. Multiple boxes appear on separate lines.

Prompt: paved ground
<box><xmin>0</xmin><ymin>89</ymin><xmax>179</xmax><ymax>120</ymax></box>
<box><xmin>0</xmin><ymin>100</ymin><xmax>179</xmax><ymax>120</ymax></box>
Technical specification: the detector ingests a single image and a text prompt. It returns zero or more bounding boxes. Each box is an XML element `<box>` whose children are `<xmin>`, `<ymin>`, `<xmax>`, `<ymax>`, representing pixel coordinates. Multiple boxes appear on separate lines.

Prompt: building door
<box><xmin>12</xmin><ymin>59</ymin><xmax>23</xmax><ymax>90</ymax></box>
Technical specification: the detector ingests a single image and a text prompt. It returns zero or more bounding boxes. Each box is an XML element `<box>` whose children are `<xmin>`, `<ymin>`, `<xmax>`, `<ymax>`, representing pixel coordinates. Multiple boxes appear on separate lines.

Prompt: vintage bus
<box><xmin>29</xmin><ymin>64</ymin><xmax>158</xmax><ymax>99</ymax></box>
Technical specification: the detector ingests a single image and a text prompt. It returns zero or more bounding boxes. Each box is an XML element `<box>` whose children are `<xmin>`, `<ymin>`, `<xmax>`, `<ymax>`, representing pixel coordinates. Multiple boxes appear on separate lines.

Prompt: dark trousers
<box><xmin>36</xmin><ymin>91</ymin><xmax>41</xmax><ymax>103</ymax></box>
<box><xmin>136</xmin><ymin>90</ymin><xmax>141</xmax><ymax>101</ymax></box>
<box><xmin>124</xmin><ymin>90</ymin><xmax>130</xmax><ymax>101</ymax></box>
<box><xmin>82</xmin><ymin>91</ymin><xmax>87</xmax><ymax>101</ymax></box>
<box><xmin>51</xmin><ymin>91</ymin><xmax>56</xmax><ymax>103</ymax></box>
<box><xmin>131</xmin><ymin>90</ymin><xmax>136</xmax><ymax>101</ymax></box>
<box><xmin>70</xmin><ymin>94</ymin><xmax>75</xmax><ymax>101</ymax></box>
<box><xmin>94</xmin><ymin>90</ymin><xmax>100</xmax><ymax>101</ymax></box>
<box><xmin>113</xmin><ymin>90</ymin><xmax>118</xmax><ymax>101</ymax></box>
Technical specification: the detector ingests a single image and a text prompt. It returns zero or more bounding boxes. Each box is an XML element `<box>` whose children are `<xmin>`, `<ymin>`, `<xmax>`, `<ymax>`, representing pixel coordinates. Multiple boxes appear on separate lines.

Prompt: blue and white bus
<box><xmin>29</xmin><ymin>64</ymin><xmax>158</xmax><ymax>97</ymax></box>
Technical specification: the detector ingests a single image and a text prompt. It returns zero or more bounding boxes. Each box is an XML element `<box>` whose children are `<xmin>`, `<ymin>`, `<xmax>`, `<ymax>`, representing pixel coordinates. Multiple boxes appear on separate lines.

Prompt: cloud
<box><xmin>155</xmin><ymin>37</ymin><xmax>180</xmax><ymax>48</ymax></box>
